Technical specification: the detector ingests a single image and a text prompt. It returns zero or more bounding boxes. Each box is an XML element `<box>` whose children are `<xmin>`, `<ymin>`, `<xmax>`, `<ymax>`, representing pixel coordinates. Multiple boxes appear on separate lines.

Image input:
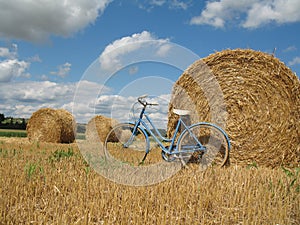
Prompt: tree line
<box><xmin>0</xmin><ymin>113</ymin><xmax>27</xmax><ymax>130</ymax></box>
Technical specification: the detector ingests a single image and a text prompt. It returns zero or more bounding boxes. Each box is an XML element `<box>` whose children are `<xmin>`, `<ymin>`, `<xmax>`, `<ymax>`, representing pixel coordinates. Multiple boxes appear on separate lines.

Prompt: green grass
<box><xmin>0</xmin><ymin>129</ymin><xmax>85</xmax><ymax>139</ymax></box>
<box><xmin>0</xmin><ymin>129</ymin><xmax>27</xmax><ymax>138</ymax></box>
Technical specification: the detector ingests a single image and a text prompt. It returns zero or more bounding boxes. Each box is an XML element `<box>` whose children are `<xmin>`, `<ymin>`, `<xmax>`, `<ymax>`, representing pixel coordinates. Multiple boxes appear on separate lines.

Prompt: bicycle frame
<box><xmin>130</xmin><ymin>104</ymin><xmax>205</xmax><ymax>156</ymax></box>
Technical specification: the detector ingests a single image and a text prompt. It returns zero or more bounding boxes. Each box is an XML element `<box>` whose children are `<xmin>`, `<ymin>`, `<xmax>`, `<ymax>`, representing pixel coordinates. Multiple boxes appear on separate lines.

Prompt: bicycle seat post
<box><xmin>173</xmin><ymin>109</ymin><xmax>191</xmax><ymax>131</ymax></box>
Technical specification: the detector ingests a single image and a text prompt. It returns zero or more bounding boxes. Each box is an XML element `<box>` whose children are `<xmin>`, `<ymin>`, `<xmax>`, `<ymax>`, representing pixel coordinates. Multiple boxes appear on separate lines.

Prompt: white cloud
<box><xmin>150</xmin><ymin>0</ymin><xmax>166</xmax><ymax>7</ymax></box>
<box><xmin>28</xmin><ymin>55</ymin><xmax>42</xmax><ymax>63</ymax></box>
<box><xmin>0</xmin><ymin>80</ymin><xmax>111</xmax><ymax>122</ymax></box>
<box><xmin>71</xmin><ymin>80</ymin><xmax>113</xmax><ymax>122</ymax></box>
<box><xmin>0</xmin><ymin>48</ymin><xmax>11</xmax><ymax>58</ymax></box>
<box><xmin>190</xmin><ymin>0</ymin><xmax>300</xmax><ymax>29</ymax></box>
<box><xmin>50</xmin><ymin>62</ymin><xmax>72</xmax><ymax>78</ymax></box>
<box><xmin>0</xmin><ymin>77</ymin><xmax>171</xmax><ymax>127</ymax></box>
<box><xmin>0</xmin><ymin>44</ymin><xmax>32</xmax><ymax>82</ymax></box>
<box><xmin>140</xmin><ymin>0</ymin><xmax>189</xmax><ymax>10</ymax></box>
<box><xmin>170</xmin><ymin>0</ymin><xmax>189</xmax><ymax>10</ymax></box>
<box><xmin>0</xmin><ymin>0</ymin><xmax>112</xmax><ymax>42</ymax></box>
<box><xmin>0</xmin><ymin>44</ymin><xmax>18</xmax><ymax>59</ymax></box>
<box><xmin>0</xmin><ymin>78</ymin><xmax>170</xmax><ymax>127</ymax></box>
<box><xmin>99</xmin><ymin>31</ymin><xmax>170</xmax><ymax>71</ymax></box>
<box><xmin>283</xmin><ymin>46</ymin><xmax>297</xmax><ymax>52</ymax></box>
<box><xmin>0</xmin><ymin>59</ymin><xmax>30</xmax><ymax>82</ymax></box>
<box><xmin>40</xmin><ymin>74</ymin><xmax>49</xmax><ymax>81</ymax></box>
<box><xmin>94</xmin><ymin>94</ymin><xmax>170</xmax><ymax>128</ymax></box>
<box><xmin>0</xmin><ymin>81</ymin><xmax>69</xmax><ymax>118</ymax></box>
<box><xmin>156</xmin><ymin>44</ymin><xmax>172</xmax><ymax>57</ymax></box>
<box><xmin>0</xmin><ymin>81</ymin><xmax>74</xmax><ymax>103</ymax></box>
<box><xmin>95</xmin><ymin>95</ymin><xmax>136</xmax><ymax>117</ymax></box>
<box><xmin>190</xmin><ymin>0</ymin><xmax>253</xmax><ymax>28</ymax></box>
<box><xmin>243</xmin><ymin>0</ymin><xmax>300</xmax><ymax>28</ymax></box>
<box><xmin>288</xmin><ymin>57</ymin><xmax>300</xmax><ymax>66</ymax></box>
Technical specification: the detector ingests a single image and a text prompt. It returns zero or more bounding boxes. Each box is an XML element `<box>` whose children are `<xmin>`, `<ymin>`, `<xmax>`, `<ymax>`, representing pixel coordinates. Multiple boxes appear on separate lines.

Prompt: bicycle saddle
<box><xmin>173</xmin><ymin>109</ymin><xmax>191</xmax><ymax>116</ymax></box>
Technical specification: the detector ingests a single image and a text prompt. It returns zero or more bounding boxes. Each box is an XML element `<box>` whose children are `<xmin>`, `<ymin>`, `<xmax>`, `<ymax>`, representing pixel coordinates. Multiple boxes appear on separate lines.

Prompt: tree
<box><xmin>21</xmin><ymin>118</ymin><xmax>27</xmax><ymax>129</ymax></box>
<box><xmin>0</xmin><ymin>114</ymin><xmax>4</xmax><ymax>122</ymax></box>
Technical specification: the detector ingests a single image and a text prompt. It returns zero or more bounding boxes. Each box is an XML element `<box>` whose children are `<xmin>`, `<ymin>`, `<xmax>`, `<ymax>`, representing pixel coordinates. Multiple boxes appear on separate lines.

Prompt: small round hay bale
<box><xmin>56</xmin><ymin>109</ymin><xmax>77</xmax><ymax>143</ymax></box>
<box><xmin>167</xmin><ymin>49</ymin><xmax>300</xmax><ymax>167</ymax></box>
<box><xmin>27</xmin><ymin>108</ymin><xmax>76</xmax><ymax>143</ymax></box>
<box><xmin>85</xmin><ymin>115</ymin><xmax>118</xmax><ymax>143</ymax></box>
<box><xmin>27</xmin><ymin>108</ymin><xmax>63</xmax><ymax>143</ymax></box>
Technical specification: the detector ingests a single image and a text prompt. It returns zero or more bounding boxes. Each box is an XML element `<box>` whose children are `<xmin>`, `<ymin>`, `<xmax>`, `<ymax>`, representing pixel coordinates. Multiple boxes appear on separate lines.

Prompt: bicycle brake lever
<box><xmin>138</xmin><ymin>95</ymin><xmax>148</xmax><ymax>106</ymax></box>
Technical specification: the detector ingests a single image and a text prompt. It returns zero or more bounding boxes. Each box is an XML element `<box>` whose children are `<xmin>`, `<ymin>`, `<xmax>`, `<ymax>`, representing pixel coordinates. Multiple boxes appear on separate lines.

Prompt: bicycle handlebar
<box><xmin>138</xmin><ymin>95</ymin><xmax>159</xmax><ymax>106</ymax></box>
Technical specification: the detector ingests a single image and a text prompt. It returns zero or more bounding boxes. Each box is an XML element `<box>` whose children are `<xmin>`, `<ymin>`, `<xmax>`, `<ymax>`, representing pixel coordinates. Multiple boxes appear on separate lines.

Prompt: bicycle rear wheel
<box><xmin>105</xmin><ymin>123</ymin><xmax>148</xmax><ymax>166</ymax></box>
<box><xmin>177</xmin><ymin>123</ymin><xmax>230</xmax><ymax>167</ymax></box>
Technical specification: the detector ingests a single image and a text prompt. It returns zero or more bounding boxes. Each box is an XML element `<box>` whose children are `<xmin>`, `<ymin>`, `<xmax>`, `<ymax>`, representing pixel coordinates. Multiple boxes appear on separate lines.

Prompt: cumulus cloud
<box><xmin>0</xmin><ymin>81</ymin><xmax>70</xmax><ymax>118</ymax></box>
<box><xmin>0</xmin><ymin>44</ymin><xmax>31</xmax><ymax>82</ymax></box>
<box><xmin>0</xmin><ymin>80</ymin><xmax>111</xmax><ymax>122</ymax></box>
<box><xmin>94</xmin><ymin>95</ymin><xmax>136</xmax><ymax>118</ymax></box>
<box><xmin>94</xmin><ymin>94</ymin><xmax>170</xmax><ymax>128</ymax></box>
<box><xmin>0</xmin><ymin>59</ymin><xmax>30</xmax><ymax>82</ymax></box>
<box><xmin>0</xmin><ymin>0</ymin><xmax>112</xmax><ymax>42</ymax></box>
<box><xmin>243</xmin><ymin>0</ymin><xmax>300</xmax><ymax>28</ymax></box>
<box><xmin>190</xmin><ymin>0</ymin><xmax>300</xmax><ymax>29</ymax></box>
<box><xmin>288</xmin><ymin>57</ymin><xmax>300</xmax><ymax>66</ymax></box>
<box><xmin>99</xmin><ymin>31</ymin><xmax>171</xmax><ymax>71</ymax></box>
<box><xmin>0</xmin><ymin>81</ymin><xmax>74</xmax><ymax>104</ymax></box>
<box><xmin>0</xmin><ymin>47</ymin><xmax>13</xmax><ymax>58</ymax></box>
<box><xmin>0</xmin><ymin>43</ymin><xmax>17</xmax><ymax>58</ymax></box>
<box><xmin>50</xmin><ymin>62</ymin><xmax>72</xmax><ymax>78</ymax></box>
<box><xmin>0</xmin><ymin>78</ymin><xmax>170</xmax><ymax>127</ymax></box>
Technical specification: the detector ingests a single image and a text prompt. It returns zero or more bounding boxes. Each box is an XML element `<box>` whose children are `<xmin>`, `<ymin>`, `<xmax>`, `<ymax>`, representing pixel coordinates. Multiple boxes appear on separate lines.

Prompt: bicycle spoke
<box><xmin>105</xmin><ymin>123</ymin><xmax>148</xmax><ymax>166</ymax></box>
<box><xmin>177</xmin><ymin>123</ymin><xmax>230</xmax><ymax>167</ymax></box>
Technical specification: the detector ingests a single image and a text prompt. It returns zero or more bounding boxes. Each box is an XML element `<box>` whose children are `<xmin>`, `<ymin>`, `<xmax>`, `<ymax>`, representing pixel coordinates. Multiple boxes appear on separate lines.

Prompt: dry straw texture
<box><xmin>167</xmin><ymin>49</ymin><xmax>300</xmax><ymax>167</ymax></box>
<box><xmin>56</xmin><ymin>109</ymin><xmax>77</xmax><ymax>143</ymax></box>
<box><xmin>85</xmin><ymin>115</ymin><xmax>118</xmax><ymax>143</ymax></box>
<box><xmin>1</xmin><ymin>139</ymin><xmax>299</xmax><ymax>224</ymax></box>
<box><xmin>27</xmin><ymin>108</ymin><xmax>76</xmax><ymax>143</ymax></box>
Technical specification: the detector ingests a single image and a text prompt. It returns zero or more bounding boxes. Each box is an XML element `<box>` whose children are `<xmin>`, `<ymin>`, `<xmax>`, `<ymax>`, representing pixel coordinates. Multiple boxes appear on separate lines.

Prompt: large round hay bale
<box><xmin>85</xmin><ymin>115</ymin><xmax>118</xmax><ymax>143</ymax></box>
<box><xmin>56</xmin><ymin>109</ymin><xmax>77</xmax><ymax>143</ymax></box>
<box><xmin>27</xmin><ymin>108</ymin><xmax>62</xmax><ymax>143</ymax></box>
<box><xmin>27</xmin><ymin>108</ymin><xmax>76</xmax><ymax>143</ymax></box>
<box><xmin>167</xmin><ymin>49</ymin><xmax>300</xmax><ymax>167</ymax></box>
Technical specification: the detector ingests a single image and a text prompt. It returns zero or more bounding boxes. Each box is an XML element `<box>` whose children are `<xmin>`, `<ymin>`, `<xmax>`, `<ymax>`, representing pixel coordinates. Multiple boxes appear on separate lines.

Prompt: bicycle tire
<box><xmin>105</xmin><ymin>123</ymin><xmax>149</xmax><ymax>166</ymax></box>
<box><xmin>177</xmin><ymin>123</ymin><xmax>230</xmax><ymax>168</ymax></box>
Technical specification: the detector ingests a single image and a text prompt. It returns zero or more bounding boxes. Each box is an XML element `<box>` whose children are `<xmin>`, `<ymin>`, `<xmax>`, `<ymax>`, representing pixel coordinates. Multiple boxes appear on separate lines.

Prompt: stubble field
<box><xmin>0</xmin><ymin>137</ymin><xmax>299</xmax><ymax>224</ymax></box>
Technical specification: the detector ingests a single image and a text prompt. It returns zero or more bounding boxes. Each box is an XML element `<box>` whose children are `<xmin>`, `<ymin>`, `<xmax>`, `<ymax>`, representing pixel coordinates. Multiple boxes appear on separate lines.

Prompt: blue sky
<box><xmin>0</xmin><ymin>0</ymin><xmax>300</xmax><ymax>126</ymax></box>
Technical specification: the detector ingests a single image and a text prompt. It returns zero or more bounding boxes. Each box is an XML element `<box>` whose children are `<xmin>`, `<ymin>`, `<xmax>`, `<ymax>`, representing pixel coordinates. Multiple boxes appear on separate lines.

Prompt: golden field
<box><xmin>0</xmin><ymin>137</ymin><xmax>299</xmax><ymax>225</ymax></box>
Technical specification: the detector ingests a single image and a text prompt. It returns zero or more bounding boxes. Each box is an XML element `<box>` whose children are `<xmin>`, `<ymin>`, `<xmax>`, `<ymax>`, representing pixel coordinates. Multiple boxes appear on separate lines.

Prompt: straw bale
<box><xmin>85</xmin><ymin>115</ymin><xmax>118</xmax><ymax>143</ymax></box>
<box><xmin>56</xmin><ymin>109</ymin><xmax>77</xmax><ymax>143</ymax></box>
<box><xmin>27</xmin><ymin>108</ymin><xmax>62</xmax><ymax>143</ymax></box>
<box><xmin>27</xmin><ymin>108</ymin><xmax>76</xmax><ymax>143</ymax></box>
<box><xmin>167</xmin><ymin>49</ymin><xmax>300</xmax><ymax>167</ymax></box>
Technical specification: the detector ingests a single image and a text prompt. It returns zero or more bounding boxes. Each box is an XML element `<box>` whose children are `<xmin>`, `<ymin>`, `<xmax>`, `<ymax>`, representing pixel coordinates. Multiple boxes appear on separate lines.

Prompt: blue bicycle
<box><xmin>105</xmin><ymin>95</ymin><xmax>230</xmax><ymax>167</ymax></box>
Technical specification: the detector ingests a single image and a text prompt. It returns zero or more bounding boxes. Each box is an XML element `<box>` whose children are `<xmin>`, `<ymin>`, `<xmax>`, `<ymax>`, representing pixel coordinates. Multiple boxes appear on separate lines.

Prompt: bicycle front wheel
<box><xmin>105</xmin><ymin>123</ymin><xmax>148</xmax><ymax>166</ymax></box>
<box><xmin>177</xmin><ymin>123</ymin><xmax>230</xmax><ymax>167</ymax></box>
